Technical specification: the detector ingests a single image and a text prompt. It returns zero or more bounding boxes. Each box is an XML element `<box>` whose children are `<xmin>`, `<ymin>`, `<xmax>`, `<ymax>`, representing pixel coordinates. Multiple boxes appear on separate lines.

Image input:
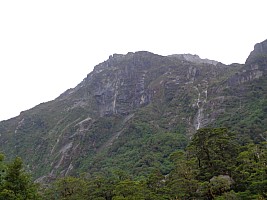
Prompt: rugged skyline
<box><xmin>1</xmin><ymin>1</ymin><xmax>267</xmax><ymax>121</ymax></box>
<box><xmin>0</xmin><ymin>39</ymin><xmax>266</xmax><ymax>181</ymax></box>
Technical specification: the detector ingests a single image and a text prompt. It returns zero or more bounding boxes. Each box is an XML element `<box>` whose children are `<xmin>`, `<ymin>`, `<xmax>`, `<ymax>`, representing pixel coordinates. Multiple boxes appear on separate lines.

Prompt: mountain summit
<box><xmin>246</xmin><ymin>39</ymin><xmax>267</xmax><ymax>64</ymax></box>
<box><xmin>0</xmin><ymin>40</ymin><xmax>267</xmax><ymax>181</ymax></box>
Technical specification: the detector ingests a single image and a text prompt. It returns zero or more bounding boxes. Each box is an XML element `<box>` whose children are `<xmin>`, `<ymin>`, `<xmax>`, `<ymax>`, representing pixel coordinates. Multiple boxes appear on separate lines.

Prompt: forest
<box><xmin>0</xmin><ymin>128</ymin><xmax>266</xmax><ymax>200</ymax></box>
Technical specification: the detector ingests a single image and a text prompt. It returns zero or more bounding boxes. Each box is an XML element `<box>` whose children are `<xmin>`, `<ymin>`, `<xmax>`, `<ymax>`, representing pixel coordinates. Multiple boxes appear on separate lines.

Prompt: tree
<box><xmin>146</xmin><ymin>170</ymin><xmax>170</xmax><ymax>200</ymax></box>
<box><xmin>0</xmin><ymin>157</ymin><xmax>40</xmax><ymax>200</ymax></box>
<box><xmin>43</xmin><ymin>176</ymin><xmax>88</xmax><ymax>200</ymax></box>
<box><xmin>234</xmin><ymin>142</ymin><xmax>267</xmax><ymax>198</ymax></box>
<box><xmin>188</xmin><ymin>128</ymin><xmax>239</xmax><ymax>181</ymax></box>
<box><xmin>113</xmin><ymin>180</ymin><xmax>142</xmax><ymax>200</ymax></box>
<box><xmin>86</xmin><ymin>175</ymin><xmax>115</xmax><ymax>200</ymax></box>
<box><xmin>167</xmin><ymin>150</ymin><xmax>199</xmax><ymax>199</ymax></box>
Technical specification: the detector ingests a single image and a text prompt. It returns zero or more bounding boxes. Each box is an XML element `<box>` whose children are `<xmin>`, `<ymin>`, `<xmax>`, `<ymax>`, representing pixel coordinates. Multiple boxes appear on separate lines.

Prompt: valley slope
<box><xmin>0</xmin><ymin>40</ymin><xmax>267</xmax><ymax>180</ymax></box>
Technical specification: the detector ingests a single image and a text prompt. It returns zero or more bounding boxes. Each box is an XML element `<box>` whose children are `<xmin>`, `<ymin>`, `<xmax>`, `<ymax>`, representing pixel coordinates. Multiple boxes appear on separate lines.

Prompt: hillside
<box><xmin>0</xmin><ymin>40</ymin><xmax>267</xmax><ymax>181</ymax></box>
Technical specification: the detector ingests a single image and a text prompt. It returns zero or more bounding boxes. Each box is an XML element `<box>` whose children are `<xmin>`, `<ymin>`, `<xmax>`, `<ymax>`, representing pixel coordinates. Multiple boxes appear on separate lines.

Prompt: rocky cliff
<box><xmin>0</xmin><ymin>40</ymin><xmax>267</xmax><ymax>181</ymax></box>
<box><xmin>246</xmin><ymin>39</ymin><xmax>267</xmax><ymax>65</ymax></box>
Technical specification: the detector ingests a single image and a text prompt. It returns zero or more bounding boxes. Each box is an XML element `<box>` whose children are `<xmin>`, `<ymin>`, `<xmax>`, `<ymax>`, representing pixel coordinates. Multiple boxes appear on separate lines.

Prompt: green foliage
<box><xmin>209</xmin><ymin>175</ymin><xmax>233</xmax><ymax>197</ymax></box>
<box><xmin>80</xmin><ymin>119</ymin><xmax>188</xmax><ymax>177</ymax></box>
<box><xmin>0</xmin><ymin>154</ymin><xmax>6</xmax><ymax>186</ymax></box>
<box><xmin>167</xmin><ymin>150</ymin><xmax>200</xmax><ymax>199</ymax></box>
<box><xmin>188</xmin><ymin>128</ymin><xmax>239</xmax><ymax>180</ymax></box>
<box><xmin>233</xmin><ymin>142</ymin><xmax>267</xmax><ymax>198</ymax></box>
<box><xmin>213</xmin><ymin>73</ymin><xmax>267</xmax><ymax>144</ymax></box>
<box><xmin>43</xmin><ymin>176</ymin><xmax>87</xmax><ymax>200</ymax></box>
<box><xmin>214</xmin><ymin>190</ymin><xmax>239</xmax><ymax>200</ymax></box>
<box><xmin>0</xmin><ymin>156</ymin><xmax>40</xmax><ymax>200</ymax></box>
<box><xmin>1</xmin><ymin>45</ymin><xmax>267</xmax><ymax>183</ymax></box>
<box><xmin>113</xmin><ymin>180</ymin><xmax>147</xmax><ymax>200</ymax></box>
<box><xmin>1</xmin><ymin>47</ymin><xmax>267</xmax><ymax>199</ymax></box>
<box><xmin>39</xmin><ymin>128</ymin><xmax>267</xmax><ymax>200</ymax></box>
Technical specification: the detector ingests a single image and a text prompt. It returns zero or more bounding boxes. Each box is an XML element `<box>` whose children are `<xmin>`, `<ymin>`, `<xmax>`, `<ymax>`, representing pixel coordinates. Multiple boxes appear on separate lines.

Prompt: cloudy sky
<box><xmin>0</xmin><ymin>0</ymin><xmax>267</xmax><ymax>121</ymax></box>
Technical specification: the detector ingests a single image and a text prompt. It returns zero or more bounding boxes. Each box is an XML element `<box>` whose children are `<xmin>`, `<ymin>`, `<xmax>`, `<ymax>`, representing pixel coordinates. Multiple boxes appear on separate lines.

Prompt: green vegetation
<box><xmin>78</xmin><ymin>120</ymin><xmax>188</xmax><ymax>177</ymax></box>
<box><xmin>0</xmin><ymin>44</ymin><xmax>267</xmax><ymax>194</ymax></box>
<box><xmin>0</xmin><ymin>154</ymin><xmax>40</xmax><ymax>200</ymax></box>
<box><xmin>1</xmin><ymin>128</ymin><xmax>266</xmax><ymax>199</ymax></box>
<box><xmin>212</xmin><ymin>73</ymin><xmax>267</xmax><ymax>143</ymax></box>
<box><xmin>40</xmin><ymin>128</ymin><xmax>267</xmax><ymax>199</ymax></box>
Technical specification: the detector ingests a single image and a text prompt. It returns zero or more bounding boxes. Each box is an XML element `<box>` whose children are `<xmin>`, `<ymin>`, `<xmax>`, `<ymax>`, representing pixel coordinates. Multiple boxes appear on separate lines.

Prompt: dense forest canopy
<box><xmin>1</xmin><ymin>128</ymin><xmax>266</xmax><ymax>199</ymax></box>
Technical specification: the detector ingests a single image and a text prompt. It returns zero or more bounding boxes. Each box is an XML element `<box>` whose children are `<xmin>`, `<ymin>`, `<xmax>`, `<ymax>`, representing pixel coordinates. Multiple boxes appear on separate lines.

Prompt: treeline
<box><xmin>1</xmin><ymin>128</ymin><xmax>267</xmax><ymax>199</ymax></box>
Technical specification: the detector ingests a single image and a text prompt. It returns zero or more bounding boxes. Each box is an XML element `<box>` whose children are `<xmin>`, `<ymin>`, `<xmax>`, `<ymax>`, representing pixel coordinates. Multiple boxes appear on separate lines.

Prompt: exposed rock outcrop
<box><xmin>246</xmin><ymin>39</ymin><xmax>267</xmax><ymax>65</ymax></box>
<box><xmin>1</xmin><ymin>40</ymin><xmax>267</xmax><ymax>181</ymax></box>
<box><xmin>169</xmin><ymin>54</ymin><xmax>218</xmax><ymax>65</ymax></box>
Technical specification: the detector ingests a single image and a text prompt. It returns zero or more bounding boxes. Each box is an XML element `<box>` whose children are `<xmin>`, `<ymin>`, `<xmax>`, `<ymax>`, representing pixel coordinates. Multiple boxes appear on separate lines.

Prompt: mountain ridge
<box><xmin>0</xmin><ymin>40</ymin><xmax>267</xmax><ymax>181</ymax></box>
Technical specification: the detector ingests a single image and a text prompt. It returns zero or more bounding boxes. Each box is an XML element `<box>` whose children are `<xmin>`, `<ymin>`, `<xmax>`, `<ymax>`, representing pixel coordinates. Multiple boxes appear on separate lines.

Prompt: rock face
<box><xmin>246</xmin><ymin>39</ymin><xmax>267</xmax><ymax>64</ymax></box>
<box><xmin>0</xmin><ymin>40</ymin><xmax>267</xmax><ymax>181</ymax></box>
<box><xmin>249</xmin><ymin>39</ymin><xmax>267</xmax><ymax>56</ymax></box>
<box><xmin>169</xmin><ymin>54</ymin><xmax>218</xmax><ymax>65</ymax></box>
<box><xmin>84</xmin><ymin>52</ymin><xmax>159</xmax><ymax>116</ymax></box>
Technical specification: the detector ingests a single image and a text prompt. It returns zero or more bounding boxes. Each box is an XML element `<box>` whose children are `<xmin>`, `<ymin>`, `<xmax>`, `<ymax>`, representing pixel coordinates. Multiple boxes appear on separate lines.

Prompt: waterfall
<box><xmin>194</xmin><ymin>86</ymin><xmax>208</xmax><ymax>130</ymax></box>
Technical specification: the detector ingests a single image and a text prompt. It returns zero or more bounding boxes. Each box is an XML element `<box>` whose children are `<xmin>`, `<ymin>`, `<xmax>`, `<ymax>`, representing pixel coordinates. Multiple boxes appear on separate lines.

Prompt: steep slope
<box><xmin>0</xmin><ymin>41</ymin><xmax>266</xmax><ymax>180</ymax></box>
<box><xmin>210</xmin><ymin>39</ymin><xmax>267</xmax><ymax>142</ymax></box>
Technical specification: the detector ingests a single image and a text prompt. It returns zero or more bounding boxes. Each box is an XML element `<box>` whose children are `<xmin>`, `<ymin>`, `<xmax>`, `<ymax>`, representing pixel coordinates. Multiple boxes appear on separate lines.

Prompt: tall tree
<box><xmin>234</xmin><ymin>142</ymin><xmax>267</xmax><ymax>199</ymax></box>
<box><xmin>167</xmin><ymin>150</ymin><xmax>199</xmax><ymax>199</ymax></box>
<box><xmin>0</xmin><ymin>157</ymin><xmax>40</xmax><ymax>200</ymax></box>
<box><xmin>188</xmin><ymin>128</ymin><xmax>239</xmax><ymax>181</ymax></box>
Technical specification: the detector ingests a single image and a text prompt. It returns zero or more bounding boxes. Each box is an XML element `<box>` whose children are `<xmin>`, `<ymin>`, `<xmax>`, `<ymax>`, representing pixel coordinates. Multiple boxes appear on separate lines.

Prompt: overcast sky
<box><xmin>0</xmin><ymin>0</ymin><xmax>267</xmax><ymax>121</ymax></box>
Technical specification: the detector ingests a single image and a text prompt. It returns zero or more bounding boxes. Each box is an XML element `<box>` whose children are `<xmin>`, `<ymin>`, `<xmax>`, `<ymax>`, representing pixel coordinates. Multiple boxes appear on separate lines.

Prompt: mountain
<box><xmin>0</xmin><ymin>40</ymin><xmax>267</xmax><ymax>181</ymax></box>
